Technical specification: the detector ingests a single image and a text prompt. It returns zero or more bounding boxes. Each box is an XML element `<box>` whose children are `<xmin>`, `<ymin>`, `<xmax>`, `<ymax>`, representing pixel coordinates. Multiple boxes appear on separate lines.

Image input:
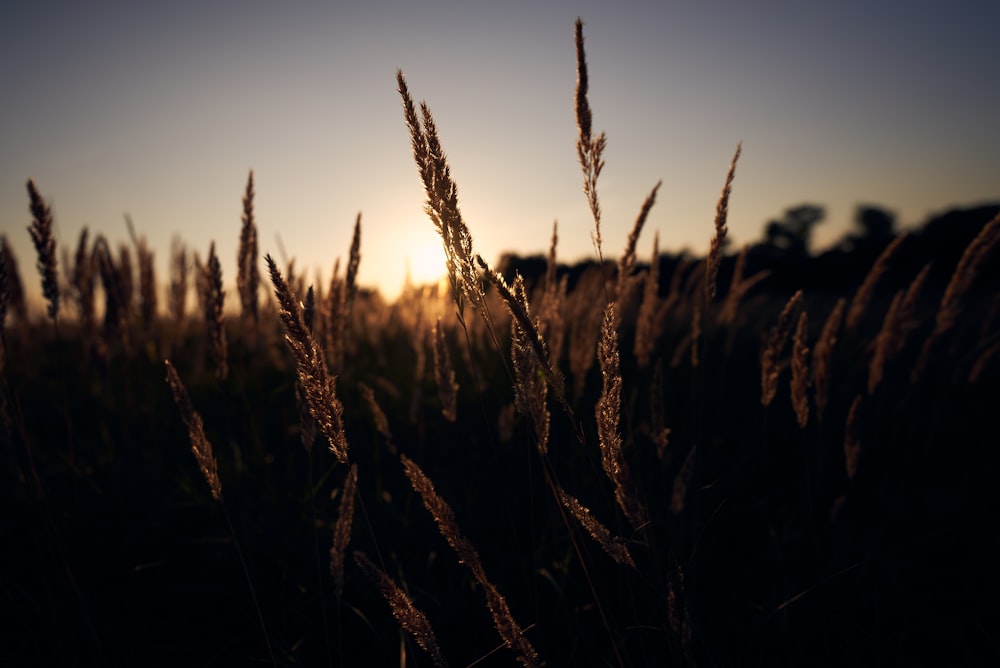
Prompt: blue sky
<box><xmin>2</xmin><ymin>0</ymin><xmax>998</xmax><ymax>304</ymax></box>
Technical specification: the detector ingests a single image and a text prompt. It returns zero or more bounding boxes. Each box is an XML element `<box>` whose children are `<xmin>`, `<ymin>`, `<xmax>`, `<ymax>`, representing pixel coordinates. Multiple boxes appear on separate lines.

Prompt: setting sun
<box><xmin>405</xmin><ymin>236</ymin><xmax>448</xmax><ymax>287</ymax></box>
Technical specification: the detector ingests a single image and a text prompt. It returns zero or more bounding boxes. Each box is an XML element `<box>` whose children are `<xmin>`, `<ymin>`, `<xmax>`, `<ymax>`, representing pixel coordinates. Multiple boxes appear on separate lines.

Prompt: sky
<box><xmin>2</xmin><ymin>0</ymin><xmax>998</xmax><ymax>307</ymax></box>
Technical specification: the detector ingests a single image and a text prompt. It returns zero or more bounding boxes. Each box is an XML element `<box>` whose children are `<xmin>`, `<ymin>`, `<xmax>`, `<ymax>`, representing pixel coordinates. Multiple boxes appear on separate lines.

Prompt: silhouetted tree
<box><xmin>763</xmin><ymin>204</ymin><xmax>825</xmax><ymax>258</ymax></box>
<box><xmin>837</xmin><ymin>204</ymin><xmax>897</xmax><ymax>254</ymax></box>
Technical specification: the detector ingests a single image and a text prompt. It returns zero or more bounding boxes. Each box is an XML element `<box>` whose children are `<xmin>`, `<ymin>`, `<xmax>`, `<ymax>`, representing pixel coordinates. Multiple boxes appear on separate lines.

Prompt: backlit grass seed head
<box><xmin>27</xmin><ymin>179</ymin><xmax>60</xmax><ymax>322</ymax></box>
<box><xmin>353</xmin><ymin>551</ymin><xmax>448</xmax><ymax>668</ymax></box>
<box><xmin>237</xmin><ymin>169</ymin><xmax>260</xmax><ymax>324</ymax></box>
<box><xmin>164</xmin><ymin>359</ymin><xmax>222</xmax><ymax>501</ymax></box>
<box><xmin>761</xmin><ymin>289</ymin><xmax>803</xmax><ymax>407</ymax></box>
<box><xmin>597</xmin><ymin>302</ymin><xmax>646</xmax><ymax>532</ymax></box>
<box><xmin>267</xmin><ymin>254</ymin><xmax>349</xmax><ymax>463</ymax></box>
<box><xmin>706</xmin><ymin>142</ymin><xmax>741</xmax><ymax>302</ymax></box>
<box><xmin>791</xmin><ymin>311</ymin><xmax>810</xmax><ymax>428</ymax></box>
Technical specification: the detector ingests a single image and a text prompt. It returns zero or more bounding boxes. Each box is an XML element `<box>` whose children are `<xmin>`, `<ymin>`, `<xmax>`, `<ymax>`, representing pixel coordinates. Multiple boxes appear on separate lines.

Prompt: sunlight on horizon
<box><xmin>402</xmin><ymin>236</ymin><xmax>449</xmax><ymax>291</ymax></box>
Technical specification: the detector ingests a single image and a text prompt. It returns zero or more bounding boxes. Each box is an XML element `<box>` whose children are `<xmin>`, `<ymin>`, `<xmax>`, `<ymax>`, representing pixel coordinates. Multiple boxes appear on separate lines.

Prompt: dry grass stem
<box><xmin>720</xmin><ymin>244</ymin><xmax>770</xmax><ymax>326</ymax></box>
<box><xmin>844</xmin><ymin>395</ymin><xmax>862</xmax><ymax>481</ymax></box>
<box><xmin>913</xmin><ymin>212</ymin><xmax>1000</xmax><ymax>382</ymax></box>
<box><xmin>558</xmin><ymin>488</ymin><xmax>635</xmax><ymax>568</ymax></box>
<box><xmin>397</xmin><ymin>71</ymin><xmax>486</xmax><ymax>320</ymax></box>
<box><xmin>330</xmin><ymin>464</ymin><xmax>358</xmax><ymax>601</ymax></box>
<box><xmin>345</xmin><ymin>214</ymin><xmax>362</xmax><ymax>314</ymax></box>
<box><xmin>204</xmin><ymin>243</ymin><xmax>228</xmax><ymax>382</ymax></box>
<box><xmin>26</xmin><ymin>179</ymin><xmax>60</xmax><ymax>322</ymax></box>
<box><xmin>761</xmin><ymin>290</ymin><xmax>803</xmax><ymax>407</ymax></box>
<box><xmin>134</xmin><ymin>234</ymin><xmax>156</xmax><ymax>333</ymax></box>
<box><xmin>868</xmin><ymin>291</ymin><xmax>903</xmax><ymax>395</ymax></box>
<box><xmin>0</xmin><ymin>238</ymin><xmax>26</xmax><ymax>324</ymax></box>
<box><xmin>401</xmin><ymin>454</ymin><xmax>539</xmax><ymax>667</ymax></box>
<box><xmin>168</xmin><ymin>238</ymin><xmax>189</xmax><ymax>324</ymax></box>
<box><xmin>634</xmin><ymin>231</ymin><xmax>661</xmax><ymax>368</ymax></box>
<box><xmin>671</xmin><ymin>446</ymin><xmax>697</xmax><ymax>516</ymax></box>
<box><xmin>650</xmin><ymin>360</ymin><xmax>671</xmax><ymax>460</ymax></box>
<box><xmin>72</xmin><ymin>228</ymin><xmax>95</xmax><ymax>331</ymax></box>
<box><xmin>616</xmin><ymin>181</ymin><xmax>661</xmax><ymax>314</ymax></box>
<box><xmin>812</xmin><ymin>298</ymin><xmax>845</xmax><ymax>422</ymax></box>
<box><xmin>596</xmin><ymin>303</ymin><xmax>647</xmax><ymax>532</ymax></box>
<box><xmin>353</xmin><ymin>551</ymin><xmax>449</xmax><ymax>668</ymax></box>
<box><xmin>296</xmin><ymin>287</ymin><xmax>318</xmax><ymax>452</ymax></box>
<box><xmin>845</xmin><ymin>232</ymin><xmax>908</xmax><ymax>332</ymax></box>
<box><xmin>706</xmin><ymin>142</ymin><xmax>741</xmax><ymax>302</ymax></box>
<box><xmin>970</xmin><ymin>339</ymin><xmax>1000</xmax><ymax>383</ymax></box>
<box><xmin>267</xmin><ymin>254</ymin><xmax>349</xmax><ymax>463</ymax></box>
<box><xmin>574</xmin><ymin>17</ymin><xmax>607</xmax><ymax>262</ymax></box>
<box><xmin>432</xmin><ymin>318</ymin><xmax>458</xmax><ymax>422</ymax></box>
<box><xmin>237</xmin><ymin>170</ymin><xmax>260</xmax><ymax>324</ymax></box>
<box><xmin>791</xmin><ymin>311</ymin><xmax>810</xmax><ymax>428</ymax></box>
<box><xmin>539</xmin><ymin>221</ymin><xmax>568</xmax><ymax>367</ymax></box>
<box><xmin>510</xmin><ymin>276</ymin><xmax>551</xmax><ymax>455</ymax></box>
<box><xmin>94</xmin><ymin>237</ymin><xmax>128</xmax><ymax>348</ymax></box>
<box><xmin>359</xmin><ymin>381</ymin><xmax>395</xmax><ymax>451</ymax></box>
<box><xmin>164</xmin><ymin>359</ymin><xmax>222</xmax><ymax>500</ymax></box>
<box><xmin>479</xmin><ymin>257</ymin><xmax>565</xmax><ymax>397</ymax></box>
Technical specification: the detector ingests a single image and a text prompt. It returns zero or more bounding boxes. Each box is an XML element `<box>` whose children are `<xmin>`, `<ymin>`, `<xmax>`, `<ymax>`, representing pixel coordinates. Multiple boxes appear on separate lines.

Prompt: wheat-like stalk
<box><xmin>912</xmin><ymin>212</ymin><xmax>1000</xmax><ymax>382</ymax></box>
<box><xmin>397</xmin><ymin>71</ymin><xmax>486</xmax><ymax>320</ymax></box>
<box><xmin>401</xmin><ymin>454</ymin><xmax>539</xmax><ymax>667</ymax></box>
<box><xmin>117</xmin><ymin>244</ymin><xmax>135</xmax><ymax>320</ymax></box>
<box><xmin>868</xmin><ymin>291</ymin><xmax>903</xmax><ymax>395</ymax></box>
<box><xmin>790</xmin><ymin>311</ymin><xmax>810</xmax><ymax>428</ymax></box>
<box><xmin>94</xmin><ymin>236</ymin><xmax>129</xmax><ymax>348</ymax></box>
<box><xmin>353</xmin><ymin>551</ymin><xmax>449</xmax><ymax>668</ymax></box>
<box><xmin>706</xmin><ymin>142</ymin><xmax>741</xmax><ymax>302</ymax></box>
<box><xmin>26</xmin><ymin>179</ymin><xmax>60</xmax><ymax>323</ymax></box>
<box><xmin>358</xmin><ymin>381</ymin><xmax>395</xmax><ymax>451</ymax></box>
<box><xmin>237</xmin><ymin>170</ymin><xmax>260</xmax><ymax>324</ymax></box>
<box><xmin>509</xmin><ymin>275</ymin><xmax>551</xmax><ymax>455</ymax></box>
<box><xmin>296</xmin><ymin>286</ymin><xmax>318</xmax><ymax>453</ymax></box>
<box><xmin>671</xmin><ymin>445</ymin><xmax>697</xmax><ymax>516</ymax></box>
<box><xmin>633</xmin><ymin>232</ymin><xmax>661</xmax><ymax>368</ymax></box>
<box><xmin>574</xmin><ymin>18</ymin><xmax>608</xmax><ymax>263</ymax></box>
<box><xmin>135</xmin><ymin>235</ymin><xmax>157</xmax><ymax>333</ymax></box>
<box><xmin>843</xmin><ymin>395</ymin><xmax>862</xmax><ymax>481</ymax></box>
<box><xmin>557</xmin><ymin>488</ymin><xmax>635</xmax><ymax>568</ymax></box>
<box><xmin>345</xmin><ymin>213</ymin><xmax>362</xmax><ymax>315</ymax></box>
<box><xmin>0</xmin><ymin>245</ymin><xmax>9</xmax><ymax>367</ymax></box>
<box><xmin>266</xmin><ymin>254</ymin><xmax>349</xmax><ymax>463</ymax></box>
<box><xmin>0</xmin><ymin>238</ymin><xmax>26</xmax><ymax>324</ymax></box>
<box><xmin>204</xmin><ymin>242</ymin><xmax>228</xmax><ymax>383</ymax></box>
<box><xmin>761</xmin><ymin>290</ymin><xmax>803</xmax><ymax>407</ymax></box>
<box><xmin>168</xmin><ymin>237</ymin><xmax>189</xmax><ymax>324</ymax></box>
<box><xmin>164</xmin><ymin>359</ymin><xmax>222</xmax><ymax>500</ymax></box>
<box><xmin>596</xmin><ymin>302</ymin><xmax>646</xmax><ymax>532</ymax></box>
<box><xmin>478</xmin><ymin>256</ymin><xmax>565</xmax><ymax>398</ymax></box>
<box><xmin>811</xmin><ymin>298</ymin><xmax>845</xmax><ymax>422</ymax></box>
<box><xmin>538</xmin><ymin>221</ymin><xmax>567</xmax><ymax>368</ymax></box>
<box><xmin>650</xmin><ymin>360</ymin><xmax>671</xmax><ymax>460</ymax></box>
<box><xmin>616</xmin><ymin>181</ymin><xmax>661</xmax><ymax>316</ymax></box>
<box><xmin>845</xmin><ymin>232</ymin><xmax>908</xmax><ymax>332</ymax></box>
<box><xmin>719</xmin><ymin>244</ymin><xmax>770</xmax><ymax>326</ymax></box>
<box><xmin>71</xmin><ymin>227</ymin><xmax>95</xmax><ymax>332</ymax></box>
<box><xmin>330</xmin><ymin>464</ymin><xmax>357</xmax><ymax>601</ymax></box>
<box><xmin>432</xmin><ymin>318</ymin><xmax>458</xmax><ymax>422</ymax></box>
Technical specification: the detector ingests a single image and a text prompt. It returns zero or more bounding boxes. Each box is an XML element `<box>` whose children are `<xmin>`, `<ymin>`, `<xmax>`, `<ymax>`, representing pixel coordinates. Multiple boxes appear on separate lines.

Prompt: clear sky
<box><xmin>2</xmin><ymin>0</ymin><xmax>998</xmax><ymax>305</ymax></box>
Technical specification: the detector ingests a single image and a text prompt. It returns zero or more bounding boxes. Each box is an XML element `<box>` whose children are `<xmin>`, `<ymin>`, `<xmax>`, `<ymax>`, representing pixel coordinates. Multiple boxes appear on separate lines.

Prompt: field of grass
<box><xmin>2</xmin><ymin>19</ymin><xmax>999</xmax><ymax>668</ymax></box>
